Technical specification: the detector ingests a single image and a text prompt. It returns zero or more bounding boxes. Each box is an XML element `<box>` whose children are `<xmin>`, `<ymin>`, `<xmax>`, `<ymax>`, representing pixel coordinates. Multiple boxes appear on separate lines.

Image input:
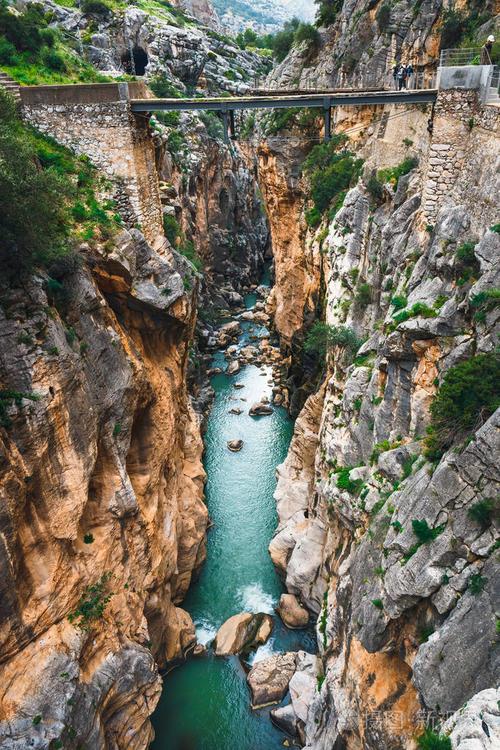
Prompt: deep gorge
<box><xmin>0</xmin><ymin>1</ymin><xmax>499</xmax><ymax>750</ymax></box>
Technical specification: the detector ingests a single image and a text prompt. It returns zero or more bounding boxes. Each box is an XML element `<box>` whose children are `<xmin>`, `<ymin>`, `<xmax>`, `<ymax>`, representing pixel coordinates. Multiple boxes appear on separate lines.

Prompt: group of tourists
<box><xmin>392</xmin><ymin>62</ymin><xmax>414</xmax><ymax>90</ymax></box>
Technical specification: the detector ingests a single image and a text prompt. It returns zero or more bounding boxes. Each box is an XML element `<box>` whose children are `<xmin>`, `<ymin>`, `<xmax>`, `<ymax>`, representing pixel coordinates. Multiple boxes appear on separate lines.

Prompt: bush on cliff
<box><xmin>424</xmin><ymin>353</ymin><xmax>500</xmax><ymax>461</ymax></box>
<box><xmin>315</xmin><ymin>0</ymin><xmax>343</xmax><ymax>28</ymax></box>
<box><xmin>304</xmin><ymin>321</ymin><xmax>364</xmax><ymax>361</ymax></box>
<box><xmin>417</xmin><ymin>729</ymin><xmax>451</xmax><ymax>750</ymax></box>
<box><xmin>303</xmin><ymin>134</ymin><xmax>363</xmax><ymax>217</ymax></box>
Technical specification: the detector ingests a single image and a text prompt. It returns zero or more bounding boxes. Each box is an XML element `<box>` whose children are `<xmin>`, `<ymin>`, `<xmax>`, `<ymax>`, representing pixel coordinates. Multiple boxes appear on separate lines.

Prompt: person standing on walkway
<box><xmin>406</xmin><ymin>62</ymin><xmax>414</xmax><ymax>88</ymax></box>
<box><xmin>397</xmin><ymin>64</ymin><xmax>406</xmax><ymax>90</ymax></box>
<box><xmin>392</xmin><ymin>62</ymin><xmax>400</xmax><ymax>90</ymax></box>
<box><xmin>481</xmin><ymin>35</ymin><xmax>495</xmax><ymax>65</ymax></box>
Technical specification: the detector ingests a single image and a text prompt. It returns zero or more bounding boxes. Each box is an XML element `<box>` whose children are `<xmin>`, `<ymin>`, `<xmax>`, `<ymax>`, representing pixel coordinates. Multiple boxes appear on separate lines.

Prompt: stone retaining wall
<box><xmin>422</xmin><ymin>88</ymin><xmax>499</xmax><ymax>227</ymax></box>
<box><xmin>21</xmin><ymin>85</ymin><xmax>164</xmax><ymax>247</ymax></box>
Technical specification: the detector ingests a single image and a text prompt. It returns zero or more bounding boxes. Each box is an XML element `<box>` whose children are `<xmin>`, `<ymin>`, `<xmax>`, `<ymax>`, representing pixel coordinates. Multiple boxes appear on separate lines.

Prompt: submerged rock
<box><xmin>233</xmin><ymin>382</ymin><xmax>245</xmax><ymax>389</ymax></box>
<box><xmin>228</xmin><ymin>408</ymin><xmax>242</xmax><ymax>415</ymax></box>
<box><xmin>249</xmin><ymin>402</ymin><xmax>273</xmax><ymax>416</ymax></box>
<box><xmin>214</xmin><ymin>612</ymin><xmax>273</xmax><ymax>656</ymax></box>
<box><xmin>276</xmin><ymin>594</ymin><xmax>309</xmax><ymax>629</ymax></box>
<box><xmin>247</xmin><ymin>652</ymin><xmax>297</xmax><ymax>707</ymax></box>
<box><xmin>227</xmin><ymin>439</ymin><xmax>243</xmax><ymax>452</ymax></box>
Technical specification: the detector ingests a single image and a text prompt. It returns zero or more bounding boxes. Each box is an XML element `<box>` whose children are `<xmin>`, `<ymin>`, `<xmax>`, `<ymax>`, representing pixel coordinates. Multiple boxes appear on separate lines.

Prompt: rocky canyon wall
<box><xmin>269</xmin><ymin>85</ymin><xmax>500</xmax><ymax>749</ymax></box>
<box><xmin>0</xmin><ymin>228</ymin><xmax>208</xmax><ymax>749</ymax></box>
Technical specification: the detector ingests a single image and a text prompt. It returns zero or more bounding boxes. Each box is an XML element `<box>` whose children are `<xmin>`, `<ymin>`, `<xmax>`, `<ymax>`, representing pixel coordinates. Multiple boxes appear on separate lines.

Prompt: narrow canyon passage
<box><xmin>151</xmin><ymin>277</ymin><xmax>315</xmax><ymax>749</ymax></box>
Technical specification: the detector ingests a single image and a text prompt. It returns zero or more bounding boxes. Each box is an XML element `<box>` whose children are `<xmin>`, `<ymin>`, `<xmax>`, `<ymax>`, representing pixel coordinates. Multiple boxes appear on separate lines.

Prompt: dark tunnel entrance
<box><xmin>121</xmin><ymin>45</ymin><xmax>148</xmax><ymax>76</ymax></box>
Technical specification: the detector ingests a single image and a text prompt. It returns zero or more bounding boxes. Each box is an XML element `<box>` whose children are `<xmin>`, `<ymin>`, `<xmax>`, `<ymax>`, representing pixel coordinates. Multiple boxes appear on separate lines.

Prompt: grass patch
<box><xmin>378</xmin><ymin>157</ymin><xmax>418</xmax><ymax>191</ymax></box>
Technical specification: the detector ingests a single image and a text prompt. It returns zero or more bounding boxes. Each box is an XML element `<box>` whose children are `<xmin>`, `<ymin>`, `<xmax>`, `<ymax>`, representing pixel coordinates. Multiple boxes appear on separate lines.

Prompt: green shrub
<box><xmin>304</xmin><ymin>321</ymin><xmax>364</xmax><ymax>360</ymax></box>
<box><xmin>304</xmin><ymin>135</ymin><xmax>363</xmax><ymax>215</ymax></box>
<box><xmin>83</xmin><ymin>533</ymin><xmax>94</xmax><ymax>544</ymax></box>
<box><xmin>0</xmin><ymin>37</ymin><xmax>17</xmax><ymax>64</ymax></box>
<box><xmin>455</xmin><ymin>241</ymin><xmax>476</xmax><ymax>265</ymax></box>
<box><xmin>67</xmin><ymin>572</ymin><xmax>112</xmax><ymax>630</ymax></box>
<box><xmin>224</xmin><ymin>69</ymin><xmax>236</xmax><ymax>81</ymax></box>
<box><xmin>32</xmin><ymin>715</ymin><xmax>42</xmax><ymax>726</ymax></box>
<box><xmin>271</xmin><ymin>18</ymin><xmax>299</xmax><ymax>62</ymax></box>
<box><xmin>391</xmin><ymin>295</ymin><xmax>407</xmax><ymax>311</ymax></box>
<box><xmin>378</xmin><ymin>157</ymin><xmax>418</xmax><ymax>191</ymax></box>
<box><xmin>157</xmin><ymin>110</ymin><xmax>181</xmax><ymax>128</ymax></box>
<box><xmin>402</xmin><ymin>454</ymin><xmax>419</xmax><ymax>479</ymax></box>
<box><xmin>149</xmin><ymin>74</ymin><xmax>182</xmax><ymax>99</ymax></box>
<box><xmin>424</xmin><ymin>353</ymin><xmax>500</xmax><ymax>460</ymax></box>
<box><xmin>305</xmin><ymin>206</ymin><xmax>322</xmax><ymax>228</ymax></box>
<box><xmin>468</xmin><ymin>498</ymin><xmax>495</xmax><ymax>528</ymax></box>
<box><xmin>336</xmin><ymin>467</ymin><xmax>364</xmax><ymax>495</ymax></box>
<box><xmin>412</xmin><ymin>519</ymin><xmax>445</xmax><ymax>544</ymax></box>
<box><xmin>376</xmin><ymin>4</ymin><xmax>391</xmax><ymax>31</ymax></box>
<box><xmin>355</xmin><ymin>282</ymin><xmax>371</xmax><ymax>308</ymax></box>
<box><xmin>0</xmin><ymin>2</ymin><xmax>54</xmax><ymax>54</ymax></box>
<box><xmin>294</xmin><ymin>22</ymin><xmax>320</xmax><ymax>53</ymax></box>
<box><xmin>200</xmin><ymin>111</ymin><xmax>224</xmax><ymax>140</ymax></box>
<box><xmin>470</xmin><ymin>288</ymin><xmax>500</xmax><ymax>323</ymax></box>
<box><xmin>316</xmin><ymin>0</ymin><xmax>343</xmax><ymax>27</ymax></box>
<box><xmin>417</xmin><ymin>730</ymin><xmax>452</xmax><ymax>750</ymax></box>
<box><xmin>163</xmin><ymin>214</ymin><xmax>181</xmax><ymax>246</ymax></box>
<box><xmin>370</xmin><ymin>439</ymin><xmax>400</xmax><ymax>465</ymax></box>
<box><xmin>366</xmin><ymin>173</ymin><xmax>384</xmax><ymax>204</ymax></box>
<box><xmin>491</xmin><ymin>223</ymin><xmax>500</xmax><ymax>233</ymax></box>
<box><xmin>112</xmin><ymin>423</ymin><xmax>122</xmax><ymax>437</ymax></box>
<box><xmin>81</xmin><ymin>0</ymin><xmax>111</xmax><ymax>16</ymax></box>
<box><xmin>371</xmin><ymin>598</ymin><xmax>384</xmax><ymax>610</ymax></box>
<box><xmin>41</xmin><ymin>46</ymin><xmax>66</xmax><ymax>72</ymax></box>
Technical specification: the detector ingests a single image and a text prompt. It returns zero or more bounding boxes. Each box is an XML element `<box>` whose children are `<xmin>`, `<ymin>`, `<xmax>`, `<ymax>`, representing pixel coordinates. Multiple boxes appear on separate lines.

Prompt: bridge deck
<box><xmin>131</xmin><ymin>88</ymin><xmax>437</xmax><ymax>113</ymax></box>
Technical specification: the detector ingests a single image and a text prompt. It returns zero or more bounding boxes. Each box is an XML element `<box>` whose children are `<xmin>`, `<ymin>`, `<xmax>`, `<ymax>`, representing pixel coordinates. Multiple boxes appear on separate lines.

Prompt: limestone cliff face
<box><xmin>271</xmin><ymin>91</ymin><xmax>500</xmax><ymax>749</ymax></box>
<box><xmin>156</xmin><ymin>128</ymin><xmax>269</xmax><ymax>305</ymax></box>
<box><xmin>0</xmin><ymin>230</ymin><xmax>208</xmax><ymax>749</ymax></box>
<box><xmin>258</xmin><ymin>140</ymin><xmax>321</xmax><ymax>351</ymax></box>
<box><xmin>268</xmin><ymin>0</ymin><xmax>496</xmax><ymax>91</ymax></box>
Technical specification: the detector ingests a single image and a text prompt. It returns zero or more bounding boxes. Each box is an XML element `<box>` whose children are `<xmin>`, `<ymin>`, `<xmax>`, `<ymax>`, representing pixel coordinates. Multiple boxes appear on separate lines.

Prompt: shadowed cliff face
<box><xmin>0</xmin><ymin>230</ymin><xmax>208</xmax><ymax>749</ymax></box>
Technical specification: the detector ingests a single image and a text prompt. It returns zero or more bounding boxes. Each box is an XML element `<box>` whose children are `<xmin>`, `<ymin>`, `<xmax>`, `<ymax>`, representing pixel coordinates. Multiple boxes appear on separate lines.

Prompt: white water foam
<box><xmin>247</xmin><ymin>637</ymin><xmax>277</xmax><ymax>666</ymax></box>
<box><xmin>238</xmin><ymin>583</ymin><xmax>276</xmax><ymax>614</ymax></box>
<box><xmin>195</xmin><ymin>619</ymin><xmax>217</xmax><ymax>646</ymax></box>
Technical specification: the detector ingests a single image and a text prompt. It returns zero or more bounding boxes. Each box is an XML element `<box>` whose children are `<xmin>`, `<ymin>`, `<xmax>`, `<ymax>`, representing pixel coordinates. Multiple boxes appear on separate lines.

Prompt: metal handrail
<box><xmin>439</xmin><ymin>47</ymin><xmax>484</xmax><ymax>66</ymax></box>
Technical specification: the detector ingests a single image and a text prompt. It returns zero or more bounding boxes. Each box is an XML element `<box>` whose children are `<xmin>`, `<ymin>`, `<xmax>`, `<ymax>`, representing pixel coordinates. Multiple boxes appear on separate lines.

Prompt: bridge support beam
<box><xmin>222</xmin><ymin>111</ymin><xmax>229</xmax><ymax>143</ymax></box>
<box><xmin>323</xmin><ymin>101</ymin><xmax>331</xmax><ymax>142</ymax></box>
<box><xmin>229</xmin><ymin>110</ymin><xmax>236</xmax><ymax>140</ymax></box>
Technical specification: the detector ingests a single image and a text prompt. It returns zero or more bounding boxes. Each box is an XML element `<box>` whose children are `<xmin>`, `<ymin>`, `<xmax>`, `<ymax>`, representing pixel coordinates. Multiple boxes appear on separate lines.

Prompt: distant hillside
<box><xmin>213</xmin><ymin>0</ymin><xmax>314</xmax><ymax>34</ymax></box>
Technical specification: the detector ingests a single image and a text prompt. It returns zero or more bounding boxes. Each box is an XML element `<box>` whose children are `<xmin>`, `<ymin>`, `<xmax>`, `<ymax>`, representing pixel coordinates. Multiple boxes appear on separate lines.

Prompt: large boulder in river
<box><xmin>226</xmin><ymin>360</ymin><xmax>240</xmax><ymax>375</ymax></box>
<box><xmin>289</xmin><ymin>651</ymin><xmax>319</xmax><ymax>724</ymax></box>
<box><xmin>227</xmin><ymin>439</ymin><xmax>243</xmax><ymax>452</ymax></box>
<box><xmin>247</xmin><ymin>652</ymin><xmax>297</xmax><ymax>708</ymax></box>
<box><xmin>218</xmin><ymin>321</ymin><xmax>241</xmax><ymax>339</ymax></box>
<box><xmin>214</xmin><ymin>612</ymin><xmax>273</xmax><ymax>656</ymax></box>
<box><xmin>277</xmin><ymin>593</ymin><xmax>309</xmax><ymax>629</ymax></box>
<box><xmin>249</xmin><ymin>402</ymin><xmax>273</xmax><ymax>416</ymax></box>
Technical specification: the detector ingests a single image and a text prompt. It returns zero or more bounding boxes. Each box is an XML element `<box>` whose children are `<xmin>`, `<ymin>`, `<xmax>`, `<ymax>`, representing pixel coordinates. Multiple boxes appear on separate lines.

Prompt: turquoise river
<box><xmin>152</xmin><ymin>285</ymin><xmax>315</xmax><ymax>749</ymax></box>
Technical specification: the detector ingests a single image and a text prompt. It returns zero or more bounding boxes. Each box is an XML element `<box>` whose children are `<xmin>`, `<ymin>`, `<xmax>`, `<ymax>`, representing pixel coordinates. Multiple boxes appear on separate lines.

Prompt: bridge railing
<box><xmin>439</xmin><ymin>47</ymin><xmax>484</xmax><ymax>67</ymax></box>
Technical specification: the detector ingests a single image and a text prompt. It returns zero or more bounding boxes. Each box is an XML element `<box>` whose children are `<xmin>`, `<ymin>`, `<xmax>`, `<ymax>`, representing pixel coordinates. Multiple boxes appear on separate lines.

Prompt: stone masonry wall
<box><xmin>21</xmin><ymin>99</ymin><xmax>164</xmax><ymax>248</ymax></box>
<box><xmin>422</xmin><ymin>88</ymin><xmax>500</xmax><ymax>226</ymax></box>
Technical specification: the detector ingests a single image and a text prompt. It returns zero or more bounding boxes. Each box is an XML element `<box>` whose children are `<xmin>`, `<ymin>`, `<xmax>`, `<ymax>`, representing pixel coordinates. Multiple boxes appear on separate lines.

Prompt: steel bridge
<box><xmin>131</xmin><ymin>88</ymin><xmax>438</xmax><ymax>142</ymax></box>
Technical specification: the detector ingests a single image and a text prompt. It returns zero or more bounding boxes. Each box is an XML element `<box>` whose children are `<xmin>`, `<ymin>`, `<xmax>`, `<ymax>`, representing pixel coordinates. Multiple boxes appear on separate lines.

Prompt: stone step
<box><xmin>0</xmin><ymin>71</ymin><xmax>21</xmax><ymax>100</ymax></box>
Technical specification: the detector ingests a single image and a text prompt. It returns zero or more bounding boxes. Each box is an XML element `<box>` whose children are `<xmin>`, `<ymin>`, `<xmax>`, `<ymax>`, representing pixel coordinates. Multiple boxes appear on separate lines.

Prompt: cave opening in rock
<box><xmin>121</xmin><ymin>45</ymin><xmax>149</xmax><ymax>76</ymax></box>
